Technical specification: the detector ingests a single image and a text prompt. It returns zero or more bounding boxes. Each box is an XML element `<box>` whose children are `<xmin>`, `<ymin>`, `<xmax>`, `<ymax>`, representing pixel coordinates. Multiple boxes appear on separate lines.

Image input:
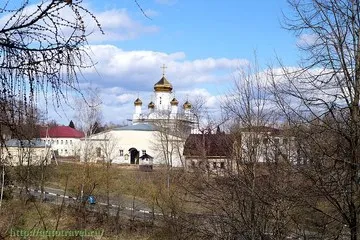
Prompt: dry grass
<box><xmin>1</xmin><ymin>199</ymin><xmax>155</xmax><ymax>239</ymax></box>
<box><xmin>47</xmin><ymin>162</ymin><xmax>171</xmax><ymax>204</ymax></box>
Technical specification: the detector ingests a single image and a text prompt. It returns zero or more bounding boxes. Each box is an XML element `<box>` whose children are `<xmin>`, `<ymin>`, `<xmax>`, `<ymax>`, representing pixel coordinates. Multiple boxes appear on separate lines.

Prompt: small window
<box><xmin>65</xmin><ymin>149</ymin><xmax>68</xmax><ymax>153</ymax></box>
<box><xmin>65</xmin><ymin>140</ymin><xmax>68</xmax><ymax>145</ymax></box>
<box><xmin>274</xmin><ymin>138</ymin><xmax>280</xmax><ymax>144</ymax></box>
<box><xmin>205</xmin><ymin>163</ymin><xmax>209</xmax><ymax>169</ymax></box>
<box><xmin>119</xmin><ymin>150</ymin><xmax>124</xmax><ymax>156</ymax></box>
<box><xmin>61</xmin><ymin>140</ymin><xmax>63</xmax><ymax>144</ymax></box>
<box><xmin>56</xmin><ymin>140</ymin><xmax>59</xmax><ymax>144</ymax></box>
<box><xmin>213</xmin><ymin>162</ymin><xmax>217</xmax><ymax>169</ymax></box>
<box><xmin>142</xmin><ymin>150</ymin><xmax>146</xmax><ymax>155</ymax></box>
<box><xmin>160</xmin><ymin>97</ymin><xmax>162</xmax><ymax>104</ymax></box>
<box><xmin>283</xmin><ymin>138</ymin><xmax>288</xmax><ymax>144</ymax></box>
<box><xmin>220</xmin><ymin>162</ymin><xmax>225</xmax><ymax>169</ymax></box>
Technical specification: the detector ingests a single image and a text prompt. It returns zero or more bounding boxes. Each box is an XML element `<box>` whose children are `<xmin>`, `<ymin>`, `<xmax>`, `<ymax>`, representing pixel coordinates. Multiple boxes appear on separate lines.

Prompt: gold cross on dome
<box><xmin>160</xmin><ymin>64</ymin><xmax>167</xmax><ymax>76</ymax></box>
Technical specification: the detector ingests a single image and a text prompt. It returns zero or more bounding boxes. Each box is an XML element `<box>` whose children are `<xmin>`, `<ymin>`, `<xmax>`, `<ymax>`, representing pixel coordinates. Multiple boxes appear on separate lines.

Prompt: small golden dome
<box><xmin>170</xmin><ymin>98</ymin><xmax>179</xmax><ymax>106</ymax></box>
<box><xmin>183</xmin><ymin>100</ymin><xmax>191</xmax><ymax>109</ymax></box>
<box><xmin>148</xmin><ymin>101</ymin><xmax>155</xmax><ymax>108</ymax></box>
<box><xmin>154</xmin><ymin>76</ymin><xmax>173</xmax><ymax>92</ymax></box>
<box><xmin>134</xmin><ymin>98</ymin><xmax>142</xmax><ymax>106</ymax></box>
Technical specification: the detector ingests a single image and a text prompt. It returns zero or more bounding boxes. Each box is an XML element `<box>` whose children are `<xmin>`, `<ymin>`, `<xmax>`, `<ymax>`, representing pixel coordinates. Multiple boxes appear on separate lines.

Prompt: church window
<box><xmin>96</xmin><ymin>148</ymin><xmax>101</xmax><ymax>157</ymax></box>
<box><xmin>142</xmin><ymin>150</ymin><xmax>146</xmax><ymax>155</ymax></box>
<box><xmin>119</xmin><ymin>150</ymin><xmax>124</xmax><ymax>156</ymax></box>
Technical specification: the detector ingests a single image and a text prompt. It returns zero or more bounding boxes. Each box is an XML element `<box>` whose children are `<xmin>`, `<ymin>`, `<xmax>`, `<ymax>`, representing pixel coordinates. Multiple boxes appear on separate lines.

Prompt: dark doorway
<box><xmin>129</xmin><ymin>148</ymin><xmax>139</xmax><ymax>164</ymax></box>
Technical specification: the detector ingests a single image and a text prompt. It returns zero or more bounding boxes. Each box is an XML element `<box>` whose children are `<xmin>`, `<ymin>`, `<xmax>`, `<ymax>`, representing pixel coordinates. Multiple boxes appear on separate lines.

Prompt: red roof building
<box><xmin>40</xmin><ymin>126</ymin><xmax>85</xmax><ymax>138</ymax></box>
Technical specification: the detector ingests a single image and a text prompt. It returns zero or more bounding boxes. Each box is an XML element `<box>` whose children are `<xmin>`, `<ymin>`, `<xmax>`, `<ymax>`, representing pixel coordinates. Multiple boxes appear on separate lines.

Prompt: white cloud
<box><xmin>297</xmin><ymin>33</ymin><xmax>318</xmax><ymax>47</ymax></box>
<box><xmin>53</xmin><ymin>44</ymin><xmax>249</xmax><ymax>124</ymax></box>
<box><xmin>0</xmin><ymin>3</ymin><xmax>158</xmax><ymax>44</ymax></box>
<box><xmin>88</xmin><ymin>9</ymin><xmax>159</xmax><ymax>42</ymax></box>
<box><xmin>81</xmin><ymin>45</ymin><xmax>248</xmax><ymax>90</ymax></box>
<box><xmin>52</xmin><ymin>42</ymin><xmax>244</xmax><ymax>124</ymax></box>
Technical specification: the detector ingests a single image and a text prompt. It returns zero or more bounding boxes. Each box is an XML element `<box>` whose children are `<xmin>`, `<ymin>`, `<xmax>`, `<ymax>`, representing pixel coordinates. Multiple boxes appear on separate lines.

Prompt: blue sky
<box><xmin>100</xmin><ymin>0</ymin><xmax>298</xmax><ymax>62</ymax></box>
<box><xmin>13</xmin><ymin>0</ymin><xmax>303</xmax><ymax>125</ymax></box>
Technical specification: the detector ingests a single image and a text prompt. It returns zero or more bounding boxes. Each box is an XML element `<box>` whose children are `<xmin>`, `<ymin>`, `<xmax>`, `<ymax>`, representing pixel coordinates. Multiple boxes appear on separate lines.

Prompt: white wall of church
<box><xmin>79</xmin><ymin>129</ymin><xmax>185</xmax><ymax>167</ymax></box>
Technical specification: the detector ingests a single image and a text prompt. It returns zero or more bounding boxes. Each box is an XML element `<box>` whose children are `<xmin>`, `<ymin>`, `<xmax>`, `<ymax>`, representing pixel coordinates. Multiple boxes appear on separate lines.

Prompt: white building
<box><xmin>238</xmin><ymin>126</ymin><xmax>297</xmax><ymax>164</ymax></box>
<box><xmin>80</xmin><ymin>71</ymin><xmax>195</xmax><ymax>167</ymax></box>
<box><xmin>184</xmin><ymin>126</ymin><xmax>298</xmax><ymax>172</ymax></box>
<box><xmin>39</xmin><ymin>126</ymin><xmax>84</xmax><ymax>157</ymax></box>
<box><xmin>1</xmin><ymin>139</ymin><xmax>51</xmax><ymax>166</ymax></box>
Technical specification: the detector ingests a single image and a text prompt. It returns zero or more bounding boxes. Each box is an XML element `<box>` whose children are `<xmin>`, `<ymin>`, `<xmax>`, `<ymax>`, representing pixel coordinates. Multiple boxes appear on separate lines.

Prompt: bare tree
<box><xmin>268</xmin><ymin>1</ymin><xmax>360</xmax><ymax>239</ymax></box>
<box><xmin>0</xmin><ymin>1</ymin><xmax>102</xmax><ymax>224</ymax></box>
<box><xmin>157</xmin><ymin>60</ymin><xmax>297</xmax><ymax>240</ymax></box>
<box><xmin>72</xmin><ymin>88</ymin><xmax>102</xmax><ymax>226</ymax></box>
<box><xmin>0</xmin><ymin>0</ymin><xmax>102</xmax><ymax>143</ymax></box>
<box><xmin>98</xmin><ymin>131</ymin><xmax>119</xmax><ymax>217</ymax></box>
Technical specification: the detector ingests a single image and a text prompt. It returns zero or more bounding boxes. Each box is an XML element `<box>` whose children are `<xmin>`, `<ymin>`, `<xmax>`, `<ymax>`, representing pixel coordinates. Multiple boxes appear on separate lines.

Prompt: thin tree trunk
<box><xmin>0</xmin><ymin>166</ymin><xmax>4</xmax><ymax>211</ymax></box>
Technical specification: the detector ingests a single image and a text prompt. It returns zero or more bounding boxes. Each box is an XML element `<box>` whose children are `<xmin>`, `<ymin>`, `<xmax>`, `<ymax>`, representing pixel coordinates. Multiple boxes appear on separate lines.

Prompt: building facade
<box><xmin>80</xmin><ymin>123</ymin><xmax>185</xmax><ymax>167</ymax></box>
<box><xmin>1</xmin><ymin>139</ymin><xmax>51</xmax><ymax>166</ymax></box>
<box><xmin>183</xmin><ymin>126</ymin><xmax>298</xmax><ymax>172</ymax></box>
<box><xmin>39</xmin><ymin>126</ymin><xmax>85</xmax><ymax>157</ymax></box>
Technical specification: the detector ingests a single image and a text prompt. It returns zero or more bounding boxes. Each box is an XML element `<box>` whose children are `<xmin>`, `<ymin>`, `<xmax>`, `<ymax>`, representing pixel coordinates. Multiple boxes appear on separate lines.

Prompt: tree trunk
<box><xmin>0</xmin><ymin>166</ymin><xmax>4</xmax><ymax>211</ymax></box>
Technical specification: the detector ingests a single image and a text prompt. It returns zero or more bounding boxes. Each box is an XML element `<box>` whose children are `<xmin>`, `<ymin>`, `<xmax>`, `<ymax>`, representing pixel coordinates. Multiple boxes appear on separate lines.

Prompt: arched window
<box><xmin>96</xmin><ymin>148</ymin><xmax>101</xmax><ymax>157</ymax></box>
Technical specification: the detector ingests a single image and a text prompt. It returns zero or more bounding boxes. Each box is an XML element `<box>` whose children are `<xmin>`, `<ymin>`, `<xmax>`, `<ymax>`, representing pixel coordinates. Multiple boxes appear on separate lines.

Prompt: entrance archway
<box><xmin>129</xmin><ymin>148</ymin><xmax>139</xmax><ymax>164</ymax></box>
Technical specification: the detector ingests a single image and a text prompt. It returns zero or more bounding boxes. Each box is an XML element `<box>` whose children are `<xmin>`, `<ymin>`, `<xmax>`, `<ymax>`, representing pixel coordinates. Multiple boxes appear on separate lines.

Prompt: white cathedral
<box><xmin>79</xmin><ymin>68</ymin><xmax>196</xmax><ymax>168</ymax></box>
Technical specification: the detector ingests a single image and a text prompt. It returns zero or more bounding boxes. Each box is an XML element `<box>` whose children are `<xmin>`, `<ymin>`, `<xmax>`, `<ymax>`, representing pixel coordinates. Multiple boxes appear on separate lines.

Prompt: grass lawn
<box><xmin>47</xmin><ymin>162</ymin><xmax>172</xmax><ymax>205</ymax></box>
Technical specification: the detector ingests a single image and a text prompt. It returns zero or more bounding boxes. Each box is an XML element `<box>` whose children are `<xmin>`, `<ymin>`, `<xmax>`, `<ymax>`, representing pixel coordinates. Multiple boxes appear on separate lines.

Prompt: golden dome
<box><xmin>154</xmin><ymin>76</ymin><xmax>173</xmax><ymax>92</ymax></box>
<box><xmin>183</xmin><ymin>100</ymin><xmax>191</xmax><ymax>109</ymax></box>
<box><xmin>134</xmin><ymin>98</ymin><xmax>142</xmax><ymax>106</ymax></box>
<box><xmin>170</xmin><ymin>98</ymin><xmax>179</xmax><ymax>106</ymax></box>
<box><xmin>148</xmin><ymin>101</ymin><xmax>155</xmax><ymax>108</ymax></box>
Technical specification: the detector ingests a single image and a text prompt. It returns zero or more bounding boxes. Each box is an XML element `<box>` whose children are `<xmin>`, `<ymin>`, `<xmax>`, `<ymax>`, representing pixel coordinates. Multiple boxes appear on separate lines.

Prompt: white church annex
<box><xmin>80</xmin><ymin>66</ymin><xmax>196</xmax><ymax>168</ymax></box>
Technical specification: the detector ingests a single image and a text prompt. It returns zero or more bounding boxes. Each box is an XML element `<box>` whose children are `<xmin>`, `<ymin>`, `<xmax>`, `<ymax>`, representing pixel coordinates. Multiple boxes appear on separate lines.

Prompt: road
<box><xmin>12</xmin><ymin>185</ymin><xmax>163</xmax><ymax>220</ymax></box>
